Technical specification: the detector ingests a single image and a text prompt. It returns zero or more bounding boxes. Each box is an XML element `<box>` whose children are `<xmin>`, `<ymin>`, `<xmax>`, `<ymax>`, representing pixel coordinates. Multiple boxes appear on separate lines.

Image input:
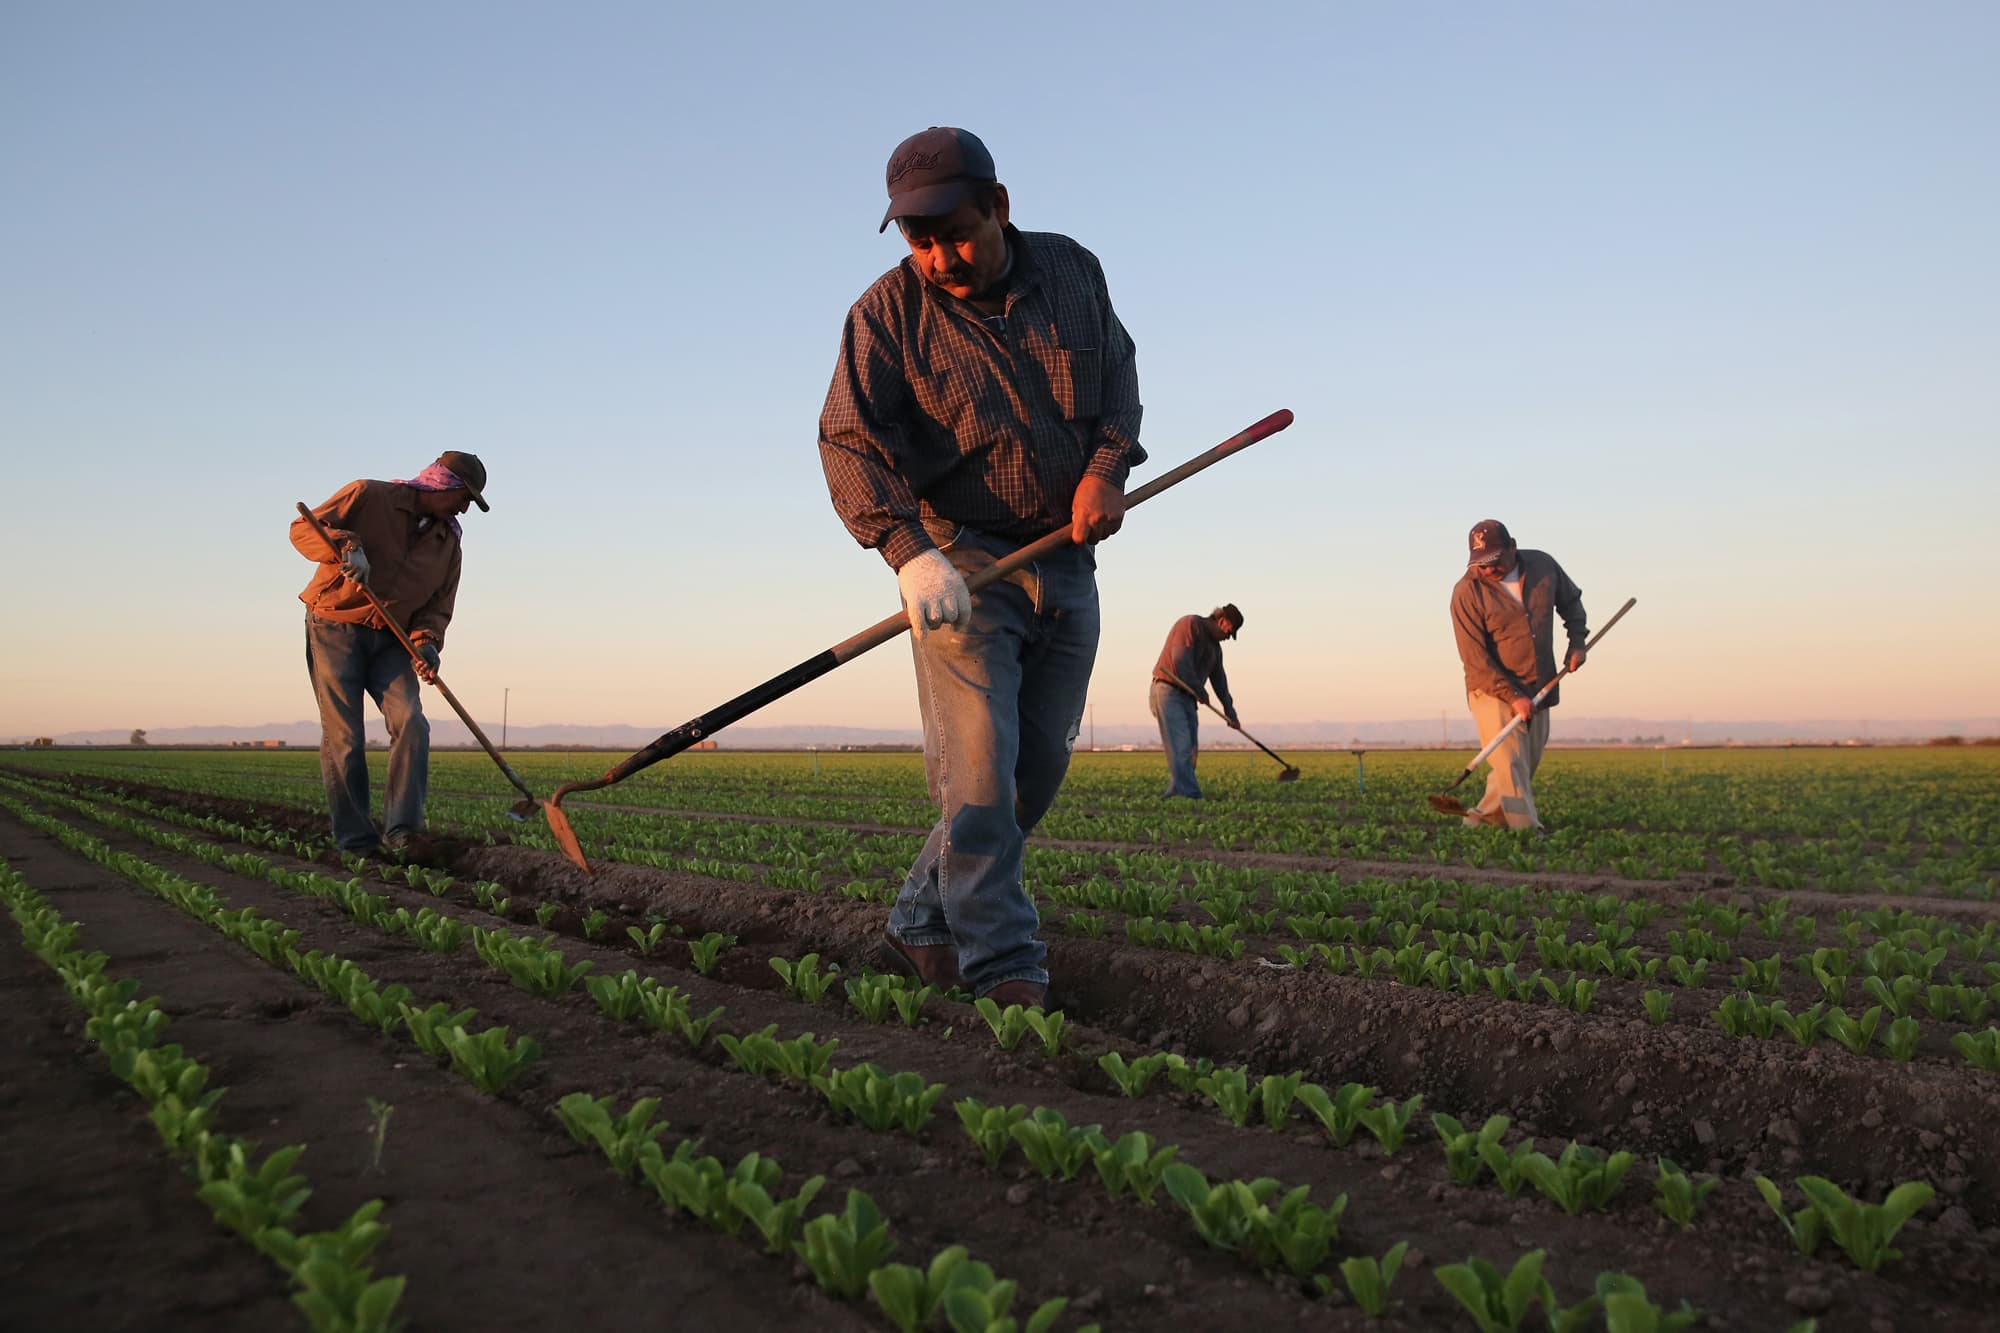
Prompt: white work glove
<box><xmin>338</xmin><ymin>544</ymin><xmax>371</xmax><ymax>585</ymax></box>
<box><xmin>897</xmin><ymin>548</ymin><xmax>971</xmax><ymax>638</ymax></box>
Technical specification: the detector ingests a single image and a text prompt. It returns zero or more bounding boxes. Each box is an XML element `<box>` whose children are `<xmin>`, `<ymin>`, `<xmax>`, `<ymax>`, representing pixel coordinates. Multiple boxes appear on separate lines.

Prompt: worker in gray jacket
<box><xmin>1449</xmin><ymin>521</ymin><xmax>1587</xmax><ymax>829</ymax></box>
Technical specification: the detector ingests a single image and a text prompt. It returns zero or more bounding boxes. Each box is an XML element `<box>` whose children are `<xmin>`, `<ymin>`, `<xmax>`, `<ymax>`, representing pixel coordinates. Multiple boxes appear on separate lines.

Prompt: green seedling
<box><xmin>1023</xmin><ymin>1007</ymin><xmax>1068</xmax><ymax>1058</ymax></box>
<box><xmin>1880</xmin><ymin>1015</ymin><xmax>1922</xmax><ymax>1061</ymax></box>
<box><xmin>1358</xmin><ymin>1093</ymin><xmax>1423</xmax><ymax>1155</ymax></box>
<box><xmin>288</xmin><ymin>1249</ymin><xmax>406</xmax><ymax>1333</ymax></box>
<box><xmin>1522</xmin><ymin>1141</ymin><xmax>1634</xmax><ymax>1215</ymax></box>
<box><xmin>688</xmin><ymin>931</ymin><xmax>735</xmax><ymax>976</ymax></box>
<box><xmin>627</xmin><ymin>922</ymin><xmax>669</xmax><ymax>956</ymax></box>
<box><xmin>584</xmin><ymin>969</ymin><xmax>659</xmax><ymax>1022</ymax></box>
<box><xmin>1795</xmin><ymin>1177</ymin><xmax>1934</xmax><ymax>1272</ymax></box>
<box><xmin>1337</xmin><ymin>1240</ymin><xmax>1409</xmax><ymax>1318</ymax></box>
<box><xmin>717</xmin><ymin>1024</ymin><xmax>784</xmax><ymax>1075</ymax></box>
<box><xmin>814</xmin><ymin>1063</ymin><xmax>946</xmax><ymax>1135</ymax></box>
<box><xmin>973</xmin><ymin>997</ymin><xmax>1034</xmax><ymax>1050</ymax></box>
<box><xmin>845</xmin><ymin>973</ymin><xmax>899</xmax><ymax>1023</ymax></box>
<box><xmin>364</xmin><ymin>1098</ymin><xmax>393</xmax><ymax>1174</ymax></box>
<box><xmin>1952</xmin><ymin>1027</ymin><xmax>2000</xmax><ymax>1070</ymax></box>
<box><xmin>1162</xmin><ymin>1165</ymin><xmax>1346</xmax><ymax>1277</ymax></box>
<box><xmin>1296</xmin><ymin>1080</ymin><xmax>1377</xmax><ymax>1147</ymax></box>
<box><xmin>1754</xmin><ymin>1176</ymin><xmax>1825</xmax><ymax>1257</ymax></box>
<box><xmin>955</xmin><ymin>1097</ymin><xmax>1030</xmax><ymax>1167</ymax></box>
<box><xmin>798</xmin><ymin>1189</ymin><xmax>897</xmax><ymax>1300</ymax></box>
<box><xmin>1824</xmin><ymin>1005</ymin><xmax>1883</xmax><ymax>1055</ymax></box>
<box><xmin>1641</xmin><ymin>989</ymin><xmax>1673</xmax><ymax>1025</ymax></box>
<box><xmin>1594</xmin><ymin>1274</ymin><xmax>1699</xmax><ymax>1332</ymax></box>
<box><xmin>438</xmin><ymin>1025</ymin><xmax>541</xmax><ymax>1094</ymax></box>
<box><xmin>1162</xmin><ymin>1053</ymin><xmax>1215</xmax><ymax>1092</ymax></box>
<box><xmin>726</xmin><ymin>1174</ymin><xmax>826</xmax><ymax>1256</ymax></box>
<box><xmin>1009</xmin><ymin>1106</ymin><xmax>1102</xmax><ymax>1181</ymax></box>
<box><xmin>1477</xmin><ymin>1136</ymin><xmax>1539</xmax><ymax>1196</ymax></box>
<box><xmin>534</xmin><ymin>902</ymin><xmax>560</xmax><ymax>928</ymax></box>
<box><xmin>196</xmin><ymin>1141</ymin><xmax>312</xmax><ymax>1237</ymax></box>
<box><xmin>869</xmin><ymin>1246</ymin><xmax>999</xmax><ymax>1333</ymax></box>
<box><xmin>1433</xmin><ymin>1113</ymin><xmax>1510</xmax><ymax>1186</ymax></box>
<box><xmin>1433</xmin><ymin>1250</ymin><xmax>1560</xmax><ymax>1333</ymax></box>
<box><xmin>1097</xmin><ymin>1050</ymin><xmax>1171</xmax><ymax>1098</ymax></box>
<box><xmin>581</xmin><ymin>908</ymin><xmax>611</xmax><ymax>939</ymax></box>
<box><xmin>1651</xmin><ymin>1157</ymin><xmax>1716</xmax><ymax>1228</ymax></box>
<box><xmin>555</xmin><ymin>1092</ymin><xmax>667</xmax><ymax>1179</ymax></box>
<box><xmin>888</xmin><ymin>980</ymin><xmax>935</xmax><ymax>1027</ymax></box>
<box><xmin>398</xmin><ymin>1002</ymin><xmax>478</xmax><ymax>1057</ymax></box>
<box><xmin>1774</xmin><ymin>1002</ymin><xmax>1827</xmax><ymax>1047</ymax></box>
<box><xmin>1086</xmin><ymin>1130</ymin><xmax>1177</xmax><ymax>1205</ymax></box>
<box><xmin>771</xmin><ymin>952</ymin><xmax>840</xmax><ymax>1002</ymax></box>
<box><xmin>1256</xmin><ymin>1071</ymin><xmax>1304</xmax><ymax>1130</ymax></box>
<box><xmin>1196</xmin><ymin>1065</ymin><xmax>1254</xmax><ymax>1127</ymax></box>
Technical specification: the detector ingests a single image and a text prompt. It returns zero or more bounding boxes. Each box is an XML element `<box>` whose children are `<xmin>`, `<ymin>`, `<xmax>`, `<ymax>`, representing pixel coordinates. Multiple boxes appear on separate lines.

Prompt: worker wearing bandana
<box><xmin>290</xmin><ymin>452</ymin><xmax>490</xmax><ymax>852</ymax></box>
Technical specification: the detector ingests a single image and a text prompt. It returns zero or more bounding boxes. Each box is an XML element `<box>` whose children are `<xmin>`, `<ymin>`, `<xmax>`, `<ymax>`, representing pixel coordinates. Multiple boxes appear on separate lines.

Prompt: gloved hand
<box><xmin>897</xmin><ymin>548</ymin><xmax>971</xmax><ymax>638</ymax></box>
<box><xmin>339</xmin><ymin>543</ymin><xmax>371</xmax><ymax>585</ymax></box>
<box><xmin>412</xmin><ymin>643</ymin><xmax>440</xmax><ymax>683</ymax></box>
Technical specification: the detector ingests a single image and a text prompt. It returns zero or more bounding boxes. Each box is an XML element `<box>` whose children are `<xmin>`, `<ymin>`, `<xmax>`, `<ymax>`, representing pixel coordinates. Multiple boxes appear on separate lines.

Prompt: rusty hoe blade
<box><xmin>504</xmin><ymin>798</ymin><xmax>537</xmax><ymax>822</ymax></box>
<box><xmin>1428</xmin><ymin>792</ymin><xmax>1471</xmax><ymax>816</ymax></box>
<box><xmin>542</xmin><ymin>789</ymin><xmax>595</xmax><ymax>875</ymax></box>
<box><xmin>1277</xmin><ymin>767</ymin><xmax>1301</xmax><ymax>782</ymax></box>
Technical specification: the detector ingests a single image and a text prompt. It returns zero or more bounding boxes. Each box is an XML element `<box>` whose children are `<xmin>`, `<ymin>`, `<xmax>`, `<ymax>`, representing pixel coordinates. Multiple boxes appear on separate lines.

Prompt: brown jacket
<box><xmin>291</xmin><ymin>480</ymin><xmax>462</xmax><ymax>648</ymax></box>
<box><xmin>1450</xmin><ymin>548</ymin><xmax>1586</xmax><ymax>707</ymax></box>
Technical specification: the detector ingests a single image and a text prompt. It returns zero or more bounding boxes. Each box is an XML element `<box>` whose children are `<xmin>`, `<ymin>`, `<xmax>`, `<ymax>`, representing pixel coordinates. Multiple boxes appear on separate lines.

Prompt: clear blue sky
<box><xmin>3</xmin><ymin>2</ymin><xmax>1995</xmax><ymax>737</ymax></box>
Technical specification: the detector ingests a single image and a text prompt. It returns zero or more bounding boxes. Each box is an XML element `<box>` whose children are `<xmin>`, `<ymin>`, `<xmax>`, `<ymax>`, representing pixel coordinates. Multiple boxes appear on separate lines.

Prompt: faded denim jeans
<box><xmin>305</xmin><ymin>614</ymin><xmax>429</xmax><ymax>850</ymax></box>
<box><xmin>1149</xmin><ymin>679</ymin><xmax>1202</xmax><ymax>797</ymax></box>
<box><xmin>889</xmin><ymin>527</ymin><xmax>1098</xmax><ymax>997</ymax></box>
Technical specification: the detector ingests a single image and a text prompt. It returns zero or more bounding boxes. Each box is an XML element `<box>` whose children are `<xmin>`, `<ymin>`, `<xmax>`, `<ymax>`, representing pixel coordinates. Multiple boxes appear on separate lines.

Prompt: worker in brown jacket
<box><xmin>1149</xmin><ymin>605</ymin><xmax>1242</xmax><ymax>798</ymax></box>
<box><xmin>290</xmin><ymin>452</ymin><xmax>489</xmax><ymax>852</ymax></box>
<box><xmin>1449</xmin><ymin>520</ymin><xmax>1587</xmax><ymax>830</ymax></box>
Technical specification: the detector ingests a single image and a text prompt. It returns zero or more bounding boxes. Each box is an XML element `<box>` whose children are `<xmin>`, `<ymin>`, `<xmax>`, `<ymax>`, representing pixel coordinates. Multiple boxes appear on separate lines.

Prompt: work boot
<box><xmin>880</xmin><ymin>929</ymin><xmax>964</xmax><ymax>989</ymax></box>
<box><xmin>981</xmin><ymin>979</ymin><xmax>1048</xmax><ymax>1010</ymax></box>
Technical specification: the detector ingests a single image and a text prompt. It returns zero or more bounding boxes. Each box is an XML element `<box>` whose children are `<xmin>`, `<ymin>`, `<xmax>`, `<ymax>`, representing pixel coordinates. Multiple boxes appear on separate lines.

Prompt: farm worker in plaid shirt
<box><xmin>1149</xmin><ymin>604</ymin><xmax>1244</xmax><ymax>798</ymax></box>
<box><xmin>819</xmin><ymin>127</ymin><xmax>1145</xmax><ymax>1008</ymax></box>
<box><xmin>290</xmin><ymin>452</ymin><xmax>490</xmax><ymax>854</ymax></box>
<box><xmin>1449</xmin><ymin>519</ymin><xmax>1589</xmax><ymax>831</ymax></box>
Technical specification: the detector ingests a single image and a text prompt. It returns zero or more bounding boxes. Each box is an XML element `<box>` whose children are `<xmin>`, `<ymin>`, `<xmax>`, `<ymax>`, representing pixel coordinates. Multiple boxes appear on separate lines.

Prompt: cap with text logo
<box><xmin>1466</xmin><ymin>519</ymin><xmax>1512</xmax><ymax>566</ymax></box>
<box><xmin>880</xmin><ymin>127</ymin><xmax>997</xmax><ymax>233</ymax></box>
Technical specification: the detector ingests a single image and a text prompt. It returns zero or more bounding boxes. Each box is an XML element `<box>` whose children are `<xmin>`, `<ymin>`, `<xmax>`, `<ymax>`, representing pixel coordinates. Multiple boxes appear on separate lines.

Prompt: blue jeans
<box><xmin>889</xmin><ymin>528</ymin><xmax>1099</xmax><ymax>997</ymax></box>
<box><xmin>1149</xmin><ymin>679</ymin><xmax>1202</xmax><ymax>797</ymax></box>
<box><xmin>304</xmin><ymin>615</ymin><xmax>429</xmax><ymax>851</ymax></box>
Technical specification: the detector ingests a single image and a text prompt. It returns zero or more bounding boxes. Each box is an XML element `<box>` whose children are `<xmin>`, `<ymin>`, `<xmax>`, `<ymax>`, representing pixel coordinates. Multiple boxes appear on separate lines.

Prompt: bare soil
<box><xmin>4</xmin><ymin>773</ymin><xmax>1997</xmax><ymax>1332</ymax></box>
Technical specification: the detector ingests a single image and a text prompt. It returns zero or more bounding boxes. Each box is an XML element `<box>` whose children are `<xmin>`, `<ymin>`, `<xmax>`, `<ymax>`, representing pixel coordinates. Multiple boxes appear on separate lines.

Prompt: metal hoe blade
<box><xmin>542</xmin><ymin>798</ymin><xmax>593</xmax><ymax>875</ymax></box>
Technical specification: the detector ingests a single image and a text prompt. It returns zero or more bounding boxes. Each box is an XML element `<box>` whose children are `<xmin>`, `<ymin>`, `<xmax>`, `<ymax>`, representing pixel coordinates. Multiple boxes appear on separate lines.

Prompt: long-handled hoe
<box><xmin>1158</xmin><ymin>671</ymin><xmax>1300</xmax><ymax>781</ymax></box>
<box><xmin>1427</xmin><ymin>596</ymin><xmax>1637</xmax><ymax>818</ymax></box>
<box><xmin>292</xmin><ymin>503</ymin><xmax>584</xmax><ymax>864</ymax></box>
<box><xmin>546</xmin><ymin>409</ymin><xmax>1297</xmax><ymax>873</ymax></box>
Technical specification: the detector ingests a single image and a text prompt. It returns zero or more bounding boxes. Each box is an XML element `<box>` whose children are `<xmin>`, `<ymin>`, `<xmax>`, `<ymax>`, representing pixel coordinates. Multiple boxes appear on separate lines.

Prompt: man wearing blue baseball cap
<box><xmin>819</xmin><ymin>127</ymin><xmax>1146</xmax><ymax>1009</ymax></box>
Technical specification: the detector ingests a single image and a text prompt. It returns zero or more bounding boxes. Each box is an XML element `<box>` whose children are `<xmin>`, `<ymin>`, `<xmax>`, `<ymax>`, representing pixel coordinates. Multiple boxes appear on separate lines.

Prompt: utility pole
<box><xmin>502</xmin><ymin>688</ymin><xmax>509</xmax><ymax>749</ymax></box>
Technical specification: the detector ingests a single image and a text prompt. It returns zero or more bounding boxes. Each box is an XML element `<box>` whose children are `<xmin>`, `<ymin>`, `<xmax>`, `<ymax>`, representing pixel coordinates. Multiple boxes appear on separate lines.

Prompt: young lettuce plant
<box><xmin>1358</xmin><ymin>1094</ymin><xmax>1424</xmax><ymax>1155</ymax></box>
<box><xmin>1296</xmin><ymin>1081</ymin><xmax>1376</xmax><ymax>1147</ymax></box>
<box><xmin>688</xmin><ymin>931</ymin><xmax>735</xmax><ymax>976</ymax></box>
<box><xmin>627</xmin><ymin>921</ymin><xmax>670</xmax><ymax>956</ymax></box>
<box><xmin>1824</xmin><ymin>1005</ymin><xmax>1883</xmax><ymax>1055</ymax></box>
<box><xmin>555</xmin><ymin>1092</ymin><xmax>667</xmax><ymax>1179</ymax></box>
<box><xmin>1651</xmin><ymin>1157</ymin><xmax>1717</xmax><ymax>1228</ymax></box>
<box><xmin>1087</xmin><ymin>1130</ymin><xmax>1177</xmax><ymax>1205</ymax></box>
<box><xmin>1594</xmin><ymin>1274</ymin><xmax>1699</xmax><ymax>1332</ymax></box>
<box><xmin>1641</xmin><ymin>990</ymin><xmax>1674</xmax><ymax>1025</ymax></box>
<box><xmin>1433</xmin><ymin>1251</ymin><xmax>1574</xmax><ymax>1333</ymax></box>
<box><xmin>1256</xmin><ymin>1071</ymin><xmax>1304</xmax><ymax>1130</ymax></box>
<box><xmin>869</xmin><ymin>1246</ymin><xmax>995</xmax><ymax>1333</ymax></box>
<box><xmin>814</xmin><ymin>1063</ymin><xmax>946</xmax><ymax>1135</ymax></box>
<box><xmin>1754</xmin><ymin>1176</ymin><xmax>1825</xmax><ymax>1257</ymax></box>
<box><xmin>726</xmin><ymin>1173</ymin><xmax>827</xmax><ymax>1256</ymax></box>
<box><xmin>1522</xmin><ymin>1142</ymin><xmax>1634</xmax><ymax>1215</ymax></box>
<box><xmin>1097</xmin><ymin>1050</ymin><xmax>1171</xmax><ymax>1098</ymax></box>
<box><xmin>1433</xmin><ymin>1113</ymin><xmax>1511</xmax><ymax>1186</ymax></box>
<box><xmin>584</xmin><ymin>969</ymin><xmax>659</xmax><ymax>1022</ymax></box>
<box><xmin>1195</xmin><ymin>1066</ymin><xmax>1254</xmax><ymax>1127</ymax></box>
<box><xmin>955</xmin><ymin>1098</ymin><xmax>1030</xmax><ymax>1167</ymax></box>
<box><xmin>973</xmin><ymin>998</ymin><xmax>1035</xmax><ymax>1050</ymax></box>
<box><xmin>771</xmin><ymin>952</ymin><xmax>841</xmax><ymax>1003</ymax></box>
<box><xmin>1009</xmin><ymin>1107</ymin><xmax>1102</xmax><ymax>1182</ymax></box>
<box><xmin>398</xmin><ymin>1002</ymin><xmax>478</xmax><ymax>1057</ymax></box>
<box><xmin>1336</xmin><ymin>1240</ymin><xmax>1409</xmax><ymax>1318</ymax></box>
<box><xmin>1794</xmin><ymin>1177</ymin><xmax>1934</xmax><ymax>1272</ymax></box>
<box><xmin>798</xmin><ymin>1189</ymin><xmax>897</xmax><ymax>1300</ymax></box>
<box><xmin>1023</xmin><ymin>1007</ymin><xmax>1068</xmax><ymax>1058</ymax></box>
<box><xmin>1952</xmin><ymin>1027</ymin><xmax>2000</xmax><ymax>1071</ymax></box>
<box><xmin>439</xmin><ymin>1025</ymin><xmax>541</xmax><ymax>1094</ymax></box>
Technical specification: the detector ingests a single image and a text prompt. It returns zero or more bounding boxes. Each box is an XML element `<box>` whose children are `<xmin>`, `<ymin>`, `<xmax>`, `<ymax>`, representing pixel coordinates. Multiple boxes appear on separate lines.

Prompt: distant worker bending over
<box><xmin>818</xmin><ymin>127</ymin><xmax>1145</xmax><ymax>1009</ymax></box>
<box><xmin>1149</xmin><ymin>604</ymin><xmax>1243</xmax><ymax>799</ymax></box>
<box><xmin>290</xmin><ymin>452</ymin><xmax>490</xmax><ymax>854</ymax></box>
<box><xmin>1449</xmin><ymin>520</ymin><xmax>1587</xmax><ymax>830</ymax></box>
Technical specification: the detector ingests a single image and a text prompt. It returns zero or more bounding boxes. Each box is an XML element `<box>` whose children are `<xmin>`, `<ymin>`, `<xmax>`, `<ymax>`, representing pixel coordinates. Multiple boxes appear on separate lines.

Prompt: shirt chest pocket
<box><xmin>1050</xmin><ymin>346</ymin><xmax>1101</xmax><ymax>421</ymax></box>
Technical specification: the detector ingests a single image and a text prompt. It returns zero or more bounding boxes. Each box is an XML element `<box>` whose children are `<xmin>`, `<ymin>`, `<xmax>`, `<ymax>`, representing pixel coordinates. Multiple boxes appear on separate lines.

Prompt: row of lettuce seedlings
<box><xmin>7</xmin><ymin>781</ymin><xmax>1723</xmax><ymax>1324</ymax></box>
<box><xmin>176</xmin><ymin>773</ymin><xmax>2000</xmax><ymax>1071</ymax></box>
<box><xmin>0</xmin><ymin>851</ymin><xmax>406</xmax><ymax>1333</ymax></box>
<box><xmin>0</xmin><ymin>789</ymin><xmax>1105</xmax><ymax>1332</ymax></box>
<box><xmin>21</xmin><ymin>773</ymin><xmax>1957</xmax><ymax>1276</ymax></box>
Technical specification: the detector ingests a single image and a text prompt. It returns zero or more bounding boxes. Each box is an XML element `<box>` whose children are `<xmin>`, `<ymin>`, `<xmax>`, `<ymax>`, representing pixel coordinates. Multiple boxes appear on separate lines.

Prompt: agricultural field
<box><xmin>2</xmin><ymin>744</ymin><xmax>1996</xmax><ymax>1332</ymax></box>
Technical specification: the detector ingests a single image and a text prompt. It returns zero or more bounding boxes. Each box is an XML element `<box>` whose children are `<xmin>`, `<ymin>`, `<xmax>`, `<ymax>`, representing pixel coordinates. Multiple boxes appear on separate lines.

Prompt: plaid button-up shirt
<box><xmin>818</xmin><ymin>226</ymin><xmax>1145</xmax><ymax>569</ymax></box>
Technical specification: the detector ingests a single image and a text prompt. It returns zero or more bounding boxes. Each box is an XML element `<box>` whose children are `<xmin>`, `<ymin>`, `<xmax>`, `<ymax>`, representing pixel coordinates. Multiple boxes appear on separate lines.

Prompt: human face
<box><xmin>418</xmin><ymin>487</ymin><xmax>473</xmax><ymax>519</ymax></box>
<box><xmin>900</xmin><ymin>187</ymin><xmax>1010</xmax><ymax>301</ymax></box>
<box><xmin>1471</xmin><ymin>546</ymin><xmax>1517</xmax><ymax>580</ymax></box>
<box><xmin>1214</xmin><ymin>615</ymin><xmax>1239</xmax><ymax>639</ymax></box>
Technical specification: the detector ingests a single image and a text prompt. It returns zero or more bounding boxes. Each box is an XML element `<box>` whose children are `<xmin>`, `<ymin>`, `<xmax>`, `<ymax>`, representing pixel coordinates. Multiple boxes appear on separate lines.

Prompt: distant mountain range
<box><xmin>12</xmin><ymin>716</ymin><xmax>1997</xmax><ymax>750</ymax></box>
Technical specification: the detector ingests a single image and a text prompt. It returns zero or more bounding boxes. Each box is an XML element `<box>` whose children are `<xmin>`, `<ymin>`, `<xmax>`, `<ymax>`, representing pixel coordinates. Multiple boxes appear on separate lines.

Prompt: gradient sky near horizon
<box><xmin>3</xmin><ymin>2</ymin><xmax>1996</xmax><ymax>739</ymax></box>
